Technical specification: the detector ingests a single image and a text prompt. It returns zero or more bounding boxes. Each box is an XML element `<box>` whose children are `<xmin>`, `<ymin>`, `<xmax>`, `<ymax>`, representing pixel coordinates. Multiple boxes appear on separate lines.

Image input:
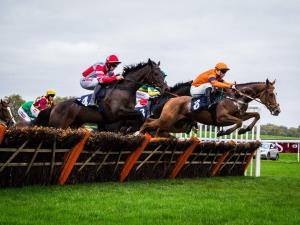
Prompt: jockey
<box><xmin>18</xmin><ymin>89</ymin><xmax>56</xmax><ymax>122</ymax></box>
<box><xmin>32</xmin><ymin>89</ymin><xmax>56</xmax><ymax>117</ymax></box>
<box><xmin>135</xmin><ymin>70</ymin><xmax>167</xmax><ymax>117</ymax></box>
<box><xmin>18</xmin><ymin>101</ymin><xmax>35</xmax><ymax>122</ymax></box>
<box><xmin>190</xmin><ymin>62</ymin><xmax>234</xmax><ymax>106</ymax></box>
<box><xmin>80</xmin><ymin>54</ymin><xmax>124</xmax><ymax>107</ymax></box>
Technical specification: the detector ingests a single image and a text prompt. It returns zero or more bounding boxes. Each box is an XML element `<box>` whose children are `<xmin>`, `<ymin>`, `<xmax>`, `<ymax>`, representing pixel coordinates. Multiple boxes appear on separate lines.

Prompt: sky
<box><xmin>0</xmin><ymin>0</ymin><xmax>299</xmax><ymax>127</ymax></box>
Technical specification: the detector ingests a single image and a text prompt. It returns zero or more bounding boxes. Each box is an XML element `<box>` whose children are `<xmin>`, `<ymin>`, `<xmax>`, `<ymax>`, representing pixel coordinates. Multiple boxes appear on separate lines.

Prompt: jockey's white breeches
<box><xmin>18</xmin><ymin>107</ymin><xmax>32</xmax><ymax>122</ymax></box>
<box><xmin>190</xmin><ymin>83</ymin><xmax>212</xmax><ymax>96</ymax></box>
<box><xmin>80</xmin><ymin>77</ymin><xmax>99</xmax><ymax>90</ymax></box>
<box><xmin>136</xmin><ymin>91</ymin><xmax>150</xmax><ymax>100</ymax></box>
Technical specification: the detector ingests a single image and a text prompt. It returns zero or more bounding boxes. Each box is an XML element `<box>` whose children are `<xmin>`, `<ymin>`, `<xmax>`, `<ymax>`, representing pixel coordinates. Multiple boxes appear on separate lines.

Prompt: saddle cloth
<box><xmin>75</xmin><ymin>94</ymin><xmax>104</xmax><ymax>112</ymax></box>
<box><xmin>76</xmin><ymin>94</ymin><xmax>92</xmax><ymax>106</ymax></box>
<box><xmin>191</xmin><ymin>95</ymin><xmax>209</xmax><ymax>112</ymax></box>
<box><xmin>135</xmin><ymin>105</ymin><xmax>150</xmax><ymax>118</ymax></box>
<box><xmin>191</xmin><ymin>90</ymin><xmax>225</xmax><ymax>112</ymax></box>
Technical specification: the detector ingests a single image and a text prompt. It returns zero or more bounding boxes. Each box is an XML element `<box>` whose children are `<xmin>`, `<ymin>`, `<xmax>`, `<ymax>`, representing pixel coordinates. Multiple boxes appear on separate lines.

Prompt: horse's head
<box><xmin>144</xmin><ymin>59</ymin><xmax>169</xmax><ymax>93</ymax></box>
<box><xmin>0</xmin><ymin>99</ymin><xmax>16</xmax><ymax>127</ymax></box>
<box><xmin>122</xmin><ymin>60</ymin><xmax>169</xmax><ymax>93</ymax></box>
<box><xmin>259</xmin><ymin>79</ymin><xmax>281</xmax><ymax>116</ymax></box>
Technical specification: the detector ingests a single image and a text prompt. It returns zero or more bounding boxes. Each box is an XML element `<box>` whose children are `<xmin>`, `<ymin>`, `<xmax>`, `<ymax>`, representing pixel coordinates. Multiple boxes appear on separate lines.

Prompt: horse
<box><xmin>36</xmin><ymin>59</ymin><xmax>168</xmax><ymax>129</ymax></box>
<box><xmin>104</xmin><ymin>80</ymin><xmax>193</xmax><ymax>133</ymax></box>
<box><xmin>139</xmin><ymin>79</ymin><xmax>281</xmax><ymax>137</ymax></box>
<box><xmin>151</xmin><ymin>80</ymin><xmax>192</xmax><ymax>118</ymax></box>
<box><xmin>0</xmin><ymin>99</ymin><xmax>16</xmax><ymax>127</ymax></box>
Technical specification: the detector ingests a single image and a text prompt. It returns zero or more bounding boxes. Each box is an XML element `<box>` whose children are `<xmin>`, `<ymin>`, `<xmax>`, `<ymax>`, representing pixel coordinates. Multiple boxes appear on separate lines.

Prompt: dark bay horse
<box><xmin>105</xmin><ymin>80</ymin><xmax>193</xmax><ymax>132</ymax></box>
<box><xmin>42</xmin><ymin>59</ymin><xmax>168</xmax><ymax>129</ymax></box>
<box><xmin>151</xmin><ymin>80</ymin><xmax>192</xmax><ymax>118</ymax></box>
<box><xmin>140</xmin><ymin>79</ymin><xmax>281</xmax><ymax>137</ymax></box>
<box><xmin>0</xmin><ymin>99</ymin><xmax>16</xmax><ymax>127</ymax></box>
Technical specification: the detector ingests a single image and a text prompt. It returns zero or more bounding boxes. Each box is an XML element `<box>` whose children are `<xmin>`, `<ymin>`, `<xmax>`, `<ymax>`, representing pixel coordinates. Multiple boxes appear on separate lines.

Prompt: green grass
<box><xmin>260</xmin><ymin>134</ymin><xmax>300</xmax><ymax>140</ymax></box>
<box><xmin>0</xmin><ymin>154</ymin><xmax>299</xmax><ymax>225</ymax></box>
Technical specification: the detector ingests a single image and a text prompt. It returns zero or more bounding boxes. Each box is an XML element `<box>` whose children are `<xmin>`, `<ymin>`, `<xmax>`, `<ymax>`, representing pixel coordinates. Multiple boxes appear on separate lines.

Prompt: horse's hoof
<box><xmin>133</xmin><ymin>131</ymin><xmax>140</xmax><ymax>136</ymax></box>
<box><xmin>238</xmin><ymin>128</ymin><xmax>246</xmax><ymax>135</ymax></box>
<box><xmin>192</xmin><ymin>127</ymin><xmax>198</xmax><ymax>134</ymax></box>
<box><xmin>217</xmin><ymin>131</ymin><xmax>223</xmax><ymax>137</ymax></box>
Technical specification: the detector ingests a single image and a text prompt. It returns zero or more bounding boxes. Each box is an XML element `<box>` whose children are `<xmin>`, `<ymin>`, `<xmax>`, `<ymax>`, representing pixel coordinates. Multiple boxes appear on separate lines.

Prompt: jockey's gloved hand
<box><xmin>116</xmin><ymin>75</ymin><xmax>124</xmax><ymax>80</ymax></box>
<box><xmin>231</xmin><ymin>84</ymin><xmax>237</xmax><ymax>91</ymax></box>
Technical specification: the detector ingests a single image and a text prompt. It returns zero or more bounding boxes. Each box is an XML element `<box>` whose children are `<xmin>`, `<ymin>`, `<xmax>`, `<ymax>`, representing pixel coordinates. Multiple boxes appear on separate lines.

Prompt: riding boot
<box><xmin>88</xmin><ymin>85</ymin><xmax>101</xmax><ymax>107</ymax></box>
<box><xmin>205</xmin><ymin>87</ymin><xmax>213</xmax><ymax>108</ymax></box>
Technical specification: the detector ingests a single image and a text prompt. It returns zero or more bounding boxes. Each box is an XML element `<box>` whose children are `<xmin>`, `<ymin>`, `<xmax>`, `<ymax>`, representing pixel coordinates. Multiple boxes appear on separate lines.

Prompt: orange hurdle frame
<box><xmin>119</xmin><ymin>133</ymin><xmax>152</xmax><ymax>182</ymax></box>
<box><xmin>0</xmin><ymin>124</ymin><xmax>6</xmax><ymax>145</ymax></box>
<box><xmin>58</xmin><ymin>128</ymin><xmax>91</xmax><ymax>185</ymax></box>
<box><xmin>170</xmin><ymin>137</ymin><xmax>200</xmax><ymax>178</ymax></box>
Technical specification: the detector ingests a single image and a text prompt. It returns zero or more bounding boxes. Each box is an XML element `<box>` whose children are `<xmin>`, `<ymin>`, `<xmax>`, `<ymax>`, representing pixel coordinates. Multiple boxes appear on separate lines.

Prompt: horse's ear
<box><xmin>148</xmin><ymin>58</ymin><xmax>153</xmax><ymax>67</ymax></box>
<box><xmin>266</xmin><ymin>78</ymin><xmax>270</xmax><ymax>85</ymax></box>
<box><xmin>271</xmin><ymin>79</ymin><xmax>276</xmax><ymax>85</ymax></box>
<box><xmin>157</xmin><ymin>61</ymin><xmax>160</xmax><ymax>66</ymax></box>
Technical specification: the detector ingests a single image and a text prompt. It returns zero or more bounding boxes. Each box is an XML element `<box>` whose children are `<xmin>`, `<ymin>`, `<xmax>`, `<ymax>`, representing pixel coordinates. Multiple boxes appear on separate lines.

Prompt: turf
<box><xmin>0</xmin><ymin>154</ymin><xmax>299</xmax><ymax>225</ymax></box>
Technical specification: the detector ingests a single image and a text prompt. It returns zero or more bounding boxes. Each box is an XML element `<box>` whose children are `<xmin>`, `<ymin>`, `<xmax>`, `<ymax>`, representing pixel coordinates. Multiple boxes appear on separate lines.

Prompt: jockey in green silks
<box><xmin>135</xmin><ymin>70</ymin><xmax>167</xmax><ymax>118</ymax></box>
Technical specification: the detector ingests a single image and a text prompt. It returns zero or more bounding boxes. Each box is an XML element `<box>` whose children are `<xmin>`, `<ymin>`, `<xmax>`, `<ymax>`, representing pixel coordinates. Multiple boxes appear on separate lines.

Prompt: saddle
<box><xmin>191</xmin><ymin>89</ymin><xmax>224</xmax><ymax>112</ymax></box>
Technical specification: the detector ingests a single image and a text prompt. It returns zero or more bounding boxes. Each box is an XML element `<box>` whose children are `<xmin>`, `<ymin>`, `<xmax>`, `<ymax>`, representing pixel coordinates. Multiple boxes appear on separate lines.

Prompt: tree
<box><xmin>54</xmin><ymin>96</ymin><xmax>74</xmax><ymax>104</ymax></box>
<box><xmin>261</xmin><ymin>123</ymin><xmax>300</xmax><ymax>137</ymax></box>
<box><xmin>4</xmin><ymin>94</ymin><xmax>25</xmax><ymax>122</ymax></box>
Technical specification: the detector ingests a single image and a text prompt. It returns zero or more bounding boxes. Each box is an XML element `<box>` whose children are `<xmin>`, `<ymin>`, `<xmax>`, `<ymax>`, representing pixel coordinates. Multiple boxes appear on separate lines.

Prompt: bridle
<box><xmin>0</xmin><ymin>103</ymin><xmax>16</xmax><ymax>127</ymax></box>
<box><xmin>123</xmin><ymin>65</ymin><xmax>164</xmax><ymax>91</ymax></box>
<box><xmin>232</xmin><ymin>86</ymin><xmax>279</xmax><ymax>114</ymax></box>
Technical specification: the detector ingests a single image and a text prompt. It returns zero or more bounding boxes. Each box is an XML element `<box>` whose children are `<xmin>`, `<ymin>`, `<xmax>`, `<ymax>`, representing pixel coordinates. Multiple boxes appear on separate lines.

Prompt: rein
<box><xmin>165</xmin><ymin>91</ymin><xmax>178</xmax><ymax>97</ymax></box>
<box><xmin>236</xmin><ymin>90</ymin><xmax>264</xmax><ymax>104</ymax></box>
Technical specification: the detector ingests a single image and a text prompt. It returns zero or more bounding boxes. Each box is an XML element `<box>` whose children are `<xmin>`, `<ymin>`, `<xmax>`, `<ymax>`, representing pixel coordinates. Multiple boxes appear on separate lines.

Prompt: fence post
<box><xmin>255</xmin><ymin>113</ymin><xmax>261</xmax><ymax>177</ymax></box>
<box><xmin>0</xmin><ymin>124</ymin><xmax>6</xmax><ymax>145</ymax></box>
<box><xmin>119</xmin><ymin>133</ymin><xmax>151</xmax><ymax>182</ymax></box>
<box><xmin>170</xmin><ymin>137</ymin><xmax>200</xmax><ymax>178</ymax></box>
<box><xmin>57</xmin><ymin>128</ymin><xmax>91</xmax><ymax>185</ymax></box>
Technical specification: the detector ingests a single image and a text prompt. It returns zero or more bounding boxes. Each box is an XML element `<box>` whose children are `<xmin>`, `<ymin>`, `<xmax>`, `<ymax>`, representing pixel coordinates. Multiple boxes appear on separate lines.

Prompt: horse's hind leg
<box><xmin>216</xmin><ymin>114</ymin><xmax>243</xmax><ymax>137</ymax></box>
<box><xmin>238</xmin><ymin>112</ymin><xmax>260</xmax><ymax>134</ymax></box>
<box><xmin>139</xmin><ymin>118</ymin><xmax>160</xmax><ymax>134</ymax></box>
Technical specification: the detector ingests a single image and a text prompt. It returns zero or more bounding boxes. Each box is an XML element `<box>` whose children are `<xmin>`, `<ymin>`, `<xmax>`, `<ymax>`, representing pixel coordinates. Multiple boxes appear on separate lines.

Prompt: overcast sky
<box><xmin>0</xmin><ymin>0</ymin><xmax>299</xmax><ymax>127</ymax></box>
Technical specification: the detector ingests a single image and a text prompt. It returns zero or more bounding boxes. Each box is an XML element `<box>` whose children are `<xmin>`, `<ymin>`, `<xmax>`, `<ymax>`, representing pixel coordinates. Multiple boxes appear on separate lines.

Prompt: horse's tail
<box><xmin>32</xmin><ymin>107</ymin><xmax>52</xmax><ymax>127</ymax></box>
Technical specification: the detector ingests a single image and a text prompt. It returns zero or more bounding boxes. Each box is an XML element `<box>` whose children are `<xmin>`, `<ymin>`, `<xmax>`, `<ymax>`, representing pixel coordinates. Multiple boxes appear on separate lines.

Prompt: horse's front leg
<box><xmin>117</xmin><ymin>108</ymin><xmax>144</xmax><ymax>121</ymax></box>
<box><xmin>216</xmin><ymin>114</ymin><xmax>243</xmax><ymax>137</ymax></box>
<box><xmin>139</xmin><ymin>118</ymin><xmax>158</xmax><ymax>134</ymax></box>
<box><xmin>238</xmin><ymin>112</ymin><xmax>260</xmax><ymax>134</ymax></box>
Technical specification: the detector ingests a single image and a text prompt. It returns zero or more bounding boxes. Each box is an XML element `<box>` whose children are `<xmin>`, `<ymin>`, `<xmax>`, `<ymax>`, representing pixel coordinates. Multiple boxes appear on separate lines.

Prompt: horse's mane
<box><xmin>170</xmin><ymin>80</ymin><xmax>192</xmax><ymax>92</ymax></box>
<box><xmin>122</xmin><ymin>62</ymin><xmax>149</xmax><ymax>75</ymax></box>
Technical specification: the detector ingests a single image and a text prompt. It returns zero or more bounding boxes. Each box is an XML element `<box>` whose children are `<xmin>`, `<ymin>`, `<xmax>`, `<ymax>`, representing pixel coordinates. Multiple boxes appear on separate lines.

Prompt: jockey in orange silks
<box><xmin>190</xmin><ymin>62</ymin><xmax>234</xmax><ymax>106</ymax></box>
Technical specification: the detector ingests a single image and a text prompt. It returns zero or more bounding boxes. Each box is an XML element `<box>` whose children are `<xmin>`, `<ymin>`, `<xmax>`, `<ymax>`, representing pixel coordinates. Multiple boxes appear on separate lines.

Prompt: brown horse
<box><xmin>0</xmin><ymin>99</ymin><xmax>16</xmax><ymax>127</ymax></box>
<box><xmin>43</xmin><ymin>59</ymin><xmax>168</xmax><ymax>129</ymax></box>
<box><xmin>140</xmin><ymin>79</ymin><xmax>281</xmax><ymax>137</ymax></box>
